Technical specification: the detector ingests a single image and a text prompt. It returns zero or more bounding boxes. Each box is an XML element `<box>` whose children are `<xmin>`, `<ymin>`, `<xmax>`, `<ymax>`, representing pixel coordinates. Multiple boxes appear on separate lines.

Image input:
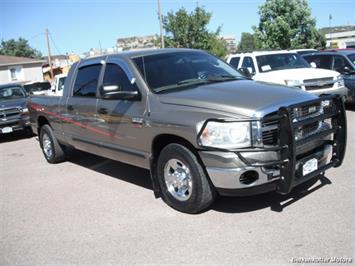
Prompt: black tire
<box><xmin>157</xmin><ymin>143</ymin><xmax>216</xmax><ymax>214</ymax></box>
<box><xmin>39</xmin><ymin>124</ymin><xmax>65</xmax><ymax>163</ymax></box>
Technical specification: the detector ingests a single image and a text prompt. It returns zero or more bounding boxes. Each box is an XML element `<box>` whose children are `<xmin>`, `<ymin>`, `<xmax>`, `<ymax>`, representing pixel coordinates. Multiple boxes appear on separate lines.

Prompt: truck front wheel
<box><xmin>39</xmin><ymin>125</ymin><xmax>65</xmax><ymax>163</ymax></box>
<box><xmin>157</xmin><ymin>143</ymin><xmax>216</xmax><ymax>213</ymax></box>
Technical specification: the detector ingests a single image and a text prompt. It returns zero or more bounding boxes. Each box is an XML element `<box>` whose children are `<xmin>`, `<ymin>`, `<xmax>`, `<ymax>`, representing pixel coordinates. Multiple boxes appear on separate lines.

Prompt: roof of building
<box><xmin>0</xmin><ymin>55</ymin><xmax>45</xmax><ymax>67</ymax></box>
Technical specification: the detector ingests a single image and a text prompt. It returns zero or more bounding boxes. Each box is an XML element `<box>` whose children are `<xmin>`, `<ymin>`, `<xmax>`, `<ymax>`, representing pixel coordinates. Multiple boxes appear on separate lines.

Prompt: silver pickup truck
<box><xmin>29</xmin><ymin>49</ymin><xmax>347</xmax><ymax>213</ymax></box>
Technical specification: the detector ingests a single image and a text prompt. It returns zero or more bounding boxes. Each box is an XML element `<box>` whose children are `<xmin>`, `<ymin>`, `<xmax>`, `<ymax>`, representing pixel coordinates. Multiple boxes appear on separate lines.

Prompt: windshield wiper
<box><xmin>206</xmin><ymin>75</ymin><xmax>245</xmax><ymax>81</ymax></box>
<box><xmin>155</xmin><ymin>78</ymin><xmax>210</xmax><ymax>93</ymax></box>
<box><xmin>154</xmin><ymin>75</ymin><xmax>245</xmax><ymax>93</ymax></box>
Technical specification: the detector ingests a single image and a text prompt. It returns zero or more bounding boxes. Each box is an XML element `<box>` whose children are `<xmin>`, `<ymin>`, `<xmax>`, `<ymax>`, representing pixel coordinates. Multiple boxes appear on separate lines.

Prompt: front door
<box><xmin>95</xmin><ymin>58</ymin><xmax>148</xmax><ymax>168</ymax></box>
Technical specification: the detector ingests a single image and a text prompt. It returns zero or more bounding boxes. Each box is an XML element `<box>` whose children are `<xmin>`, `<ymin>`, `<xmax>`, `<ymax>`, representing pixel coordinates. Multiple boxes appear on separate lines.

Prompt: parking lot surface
<box><xmin>1</xmin><ymin>110</ymin><xmax>354</xmax><ymax>266</ymax></box>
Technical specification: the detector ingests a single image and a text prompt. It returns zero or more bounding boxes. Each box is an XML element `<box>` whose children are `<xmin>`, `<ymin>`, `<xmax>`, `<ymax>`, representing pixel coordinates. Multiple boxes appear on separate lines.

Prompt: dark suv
<box><xmin>0</xmin><ymin>83</ymin><xmax>32</xmax><ymax>135</ymax></box>
<box><xmin>303</xmin><ymin>50</ymin><xmax>355</xmax><ymax>104</ymax></box>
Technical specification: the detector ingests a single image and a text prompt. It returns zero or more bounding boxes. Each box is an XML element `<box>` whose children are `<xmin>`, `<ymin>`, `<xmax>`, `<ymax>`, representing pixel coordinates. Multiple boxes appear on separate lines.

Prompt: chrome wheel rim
<box><xmin>42</xmin><ymin>133</ymin><xmax>53</xmax><ymax>158</ymax></box>
<box><xmin>164</xmin><ymin>159</ymin><xmax>192</xmax><ymax>201</ymax></box>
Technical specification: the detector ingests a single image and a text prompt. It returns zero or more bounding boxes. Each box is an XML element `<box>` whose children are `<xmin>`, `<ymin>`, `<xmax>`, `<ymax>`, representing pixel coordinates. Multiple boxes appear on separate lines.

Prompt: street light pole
<box><xmin>157</xmin><ymin>0</ymin><xmax>165</xmax><ymax>48</ymax></box>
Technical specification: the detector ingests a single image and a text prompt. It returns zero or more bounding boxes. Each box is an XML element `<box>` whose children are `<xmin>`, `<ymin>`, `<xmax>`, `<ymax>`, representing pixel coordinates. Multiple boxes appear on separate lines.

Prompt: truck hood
<box><xmin>254</xmin><ymin>68</ymin><xmax>340</xmax><ymax>85</ymax></box>
<box><xmin>158</xmin><ymin>80</ymin><xmax>317</xmax><ymax>118</ymax></box>
<box><xmin>0</xmin><ymin>98</ymin><xmax>27</xmax><ymax>109</ymax></box>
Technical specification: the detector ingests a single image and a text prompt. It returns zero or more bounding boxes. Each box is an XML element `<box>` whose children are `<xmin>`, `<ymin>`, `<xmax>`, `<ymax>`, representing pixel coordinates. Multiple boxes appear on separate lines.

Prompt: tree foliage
<box><xmin>237</xmin><ymin>32</ymin><xmax>259</xmax><ymax>52</ymax></box>
<box><xmin>253</xmin><ymin>0</ymin><xmax>326</xmax><ymax>50</ymax></box>
<box><xmin>0</xmin><ymin>38</ymin><xmax>42</xmax><ymax>59</ymax></box>
<box><xmin>161</xmin><ymin>6</ymin><xmax>228</xmax><ymax>57</ymax></box>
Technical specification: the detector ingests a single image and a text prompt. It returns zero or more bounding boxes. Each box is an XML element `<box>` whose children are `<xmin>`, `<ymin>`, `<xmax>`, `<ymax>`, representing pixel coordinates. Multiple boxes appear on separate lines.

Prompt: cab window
<box><xmin>73</xmin><ymin>64</ymin><xmax>101</xmax><ymax>97</ymax></box>
<box><xmin>241</xmin><ymin>56</ymin><xmax>256</xmax><ymax>74</ymax></box>
<box><xmin>102</xmin><ymin>63</ymin><xmax>137</xmax><ymax>93</ymax></box>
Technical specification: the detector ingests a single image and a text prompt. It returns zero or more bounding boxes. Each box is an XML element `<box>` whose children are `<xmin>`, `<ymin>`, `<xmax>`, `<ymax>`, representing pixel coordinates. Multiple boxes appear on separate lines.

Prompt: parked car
<box><xmin>302</xmin><ymin>50</ymin><xmax>355</xmax><ymax>104</ymax></box>
<box><xmin>0</xmin><ymin>83</ymin><xmax>32</xmax><ymax>135</ymax></box>
<box><xmin>226</xmin><ymin>51</ymin><xmax>347</xmax><ymax>98</ymax></box>
<box><xmin>29</xmin><ymin>49</ymin><xmax>346</xmax><ymax>213</ymax></box>
<box><xmin>48</xmin><ymin>74</ymin><xmax>67</xmax><ymax>96</ymax></box>
<box><xmin>24</xmin><ymin>81</ymin><xmax>51</xmax><ymax>96</ymax></box>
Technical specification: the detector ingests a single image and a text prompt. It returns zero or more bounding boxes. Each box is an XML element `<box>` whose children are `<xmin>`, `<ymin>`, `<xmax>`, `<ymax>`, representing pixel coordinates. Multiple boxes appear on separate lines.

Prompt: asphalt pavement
<box><xmin>1</xmin><ymin>110</ymin><xmax>354</xmax><ymax>266</ymax></box>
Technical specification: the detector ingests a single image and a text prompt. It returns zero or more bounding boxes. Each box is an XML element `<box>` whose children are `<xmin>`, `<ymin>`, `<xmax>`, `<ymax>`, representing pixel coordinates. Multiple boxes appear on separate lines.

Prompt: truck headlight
<box><xmin>285</xmin><ymin>79</ymin><xmax>302</xmax><ymax>88</ymax></box>
<box><xmin>198</xmin><ymin>121</ymin><xmax>251</xmax><ymax>149</ymax></box>
<box><xmin>21</xmin><ymin>107</ymin><xmax>29</xmax><ymax>114</ymax></box>
<box><xmin>336</xmin><ymin>75</ymin><xmax>344</xmax><ymax>87</ymax></box>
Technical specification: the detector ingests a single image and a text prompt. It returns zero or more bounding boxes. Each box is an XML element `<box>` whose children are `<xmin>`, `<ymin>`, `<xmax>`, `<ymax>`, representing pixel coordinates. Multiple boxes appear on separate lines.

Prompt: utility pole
<box><xmin>45</xmin><ymin>28</ymin><xmax>54</xmax><ymax>80</ymax></box>
<box><xmin>157</xmin><ymin>0</ymin><xmax>165</xmax><ymax>48</ymax></box>
<box><xmin>329</xmin><ymin>14</ymin><xmax>333</xmax><ymax>48</ymax></box>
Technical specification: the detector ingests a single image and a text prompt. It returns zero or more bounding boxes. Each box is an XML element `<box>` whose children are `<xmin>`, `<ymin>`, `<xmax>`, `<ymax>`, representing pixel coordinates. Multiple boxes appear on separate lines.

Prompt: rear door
<box><xmin>63</xmin><ymin>58</ymin><xmax>103</xmax><ymax>153</ymax></box>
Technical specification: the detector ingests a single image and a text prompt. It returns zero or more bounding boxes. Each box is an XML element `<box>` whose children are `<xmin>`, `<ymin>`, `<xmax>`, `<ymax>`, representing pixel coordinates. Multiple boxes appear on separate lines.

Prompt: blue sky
<box><xmin>0</xmin><ymin>0</ymin><xmax>354</xmax><ymax>56</ymax></box>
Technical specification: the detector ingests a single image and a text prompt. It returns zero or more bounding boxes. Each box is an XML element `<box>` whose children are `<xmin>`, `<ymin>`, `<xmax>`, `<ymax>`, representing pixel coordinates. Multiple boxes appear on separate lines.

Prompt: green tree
<box><xmin>161</xmin><ymin>6</ymin><xmax>228</xmax><ymax>57</ymax></box>
<box><xmin>237</xmin><ymin>32</ymin><xmax>259</xmax><ymax>52</ymax></box>
<box><xmin>253</xmin><ymin>0</ymin><xmax>326</xmax><ymax>50</ymax></box>
<box><xmin>0</xmin><ymin>38</ymin><xmax>42</xmax><ymax>59</ymax></box>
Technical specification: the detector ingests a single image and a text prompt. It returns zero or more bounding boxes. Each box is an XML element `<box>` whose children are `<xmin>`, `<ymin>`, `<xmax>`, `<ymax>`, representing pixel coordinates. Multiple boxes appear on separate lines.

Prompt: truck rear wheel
<box><xmin>39</xmin><ymin>124</ymin><xmax>65</xmax><ymax>163</ymax></box>
<box><xmin>157</xmin><ymin>143</ymin><xmax>216</xmax><ymax>213</ymax></box>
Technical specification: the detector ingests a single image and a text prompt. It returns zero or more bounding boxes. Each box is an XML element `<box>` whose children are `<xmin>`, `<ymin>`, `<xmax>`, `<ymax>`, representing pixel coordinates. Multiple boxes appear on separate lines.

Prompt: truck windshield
<box><xmin>132</xmin><ymin>51</ymin><xmax>245</xmax><ymax>93</ymax></box>
<box><xmin>0</xmin><ymin>86</ymin><xmax>26</xmax><ymax>100</ymax></box>
<box><xmin>256</xmin><ymin>53</ymin><xmax>310</xmax><ymax>73</ymax></box>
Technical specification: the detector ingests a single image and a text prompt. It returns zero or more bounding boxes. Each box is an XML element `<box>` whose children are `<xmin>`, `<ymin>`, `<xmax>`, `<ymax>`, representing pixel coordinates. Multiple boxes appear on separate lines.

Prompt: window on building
<box><xmin>9</xmin><ymin>66</ymin><xmax>23</xmax><ymax>81</ymax></box>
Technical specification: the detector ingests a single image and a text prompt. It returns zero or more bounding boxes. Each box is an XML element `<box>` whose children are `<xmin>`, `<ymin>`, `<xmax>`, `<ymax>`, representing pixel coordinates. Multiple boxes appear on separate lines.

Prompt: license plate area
<box><xmin>1</xmin><ymin>126</ymin><xmax>13</xmax><ymax>134</ymax></box>
<box><xmin>302</xmin><ymin>158</ymin><xmax>318</xmax><ymax>176</ymax></box>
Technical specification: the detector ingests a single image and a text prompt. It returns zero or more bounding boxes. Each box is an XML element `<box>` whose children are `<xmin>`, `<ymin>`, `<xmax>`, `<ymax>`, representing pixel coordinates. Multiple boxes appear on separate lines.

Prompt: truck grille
<box><xmin>261</xmin><ymin>100</ymin><xmax>335</xmax><ymax>146</ymax></box>
<box><xmin>303</xmin><ymin>77</ymin><xmax>334</xmax><ymax>91</ymax></box>
<box><xmin>0</xmin><ymin>108</ymin><xmax>21</xmax><ymax>120</ymax></box>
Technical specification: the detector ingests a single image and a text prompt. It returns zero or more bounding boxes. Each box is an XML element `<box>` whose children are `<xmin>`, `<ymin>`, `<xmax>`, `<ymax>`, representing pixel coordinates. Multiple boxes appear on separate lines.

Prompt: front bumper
<box><xmin>307</xmin><ymin>85</ymin><xmax>348</xmax><ymax>99</ymax></box>
<box><xmin>0</xmin><ymin>116</ymin><xmax>31</xmax><ymax>134</ymax></box>
<box><xmin>198</xmin><ymin>95</ymin><xmax>347</xmax><ymax>196</ymax></box>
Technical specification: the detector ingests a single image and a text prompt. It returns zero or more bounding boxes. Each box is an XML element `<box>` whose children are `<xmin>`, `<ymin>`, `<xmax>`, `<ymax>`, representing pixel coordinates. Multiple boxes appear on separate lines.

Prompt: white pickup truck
<box><xmin>47</xmin><ymin>74</ymin><xmax>67</xmax><ymax>96</ymax></box>
<box><xmin>226</xmin><ymin>51</ymin><xmax>348</xmax><ymax>97</ymax></box>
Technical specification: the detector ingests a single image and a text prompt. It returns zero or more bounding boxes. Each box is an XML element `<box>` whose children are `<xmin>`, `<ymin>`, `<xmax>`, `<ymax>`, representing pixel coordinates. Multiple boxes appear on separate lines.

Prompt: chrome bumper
<box><xmin>201</xmin><ymin>144</ymin><xmax>332</xmax><ymax>191</ymax></box>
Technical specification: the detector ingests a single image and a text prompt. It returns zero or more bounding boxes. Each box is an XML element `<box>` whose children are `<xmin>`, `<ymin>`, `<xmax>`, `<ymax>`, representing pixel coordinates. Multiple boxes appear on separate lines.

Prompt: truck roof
<box><xmin>228</xmin><ymin>50</ymin><xmax>297</xmax><ymax>58</ymax></box>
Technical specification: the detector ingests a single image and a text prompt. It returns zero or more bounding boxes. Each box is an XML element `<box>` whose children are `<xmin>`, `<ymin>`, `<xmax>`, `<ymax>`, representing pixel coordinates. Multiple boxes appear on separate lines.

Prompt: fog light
<box><xmin>239</xmin><ymin>170</ymin><xmax>259</xmax><ymax>185</ymax></box>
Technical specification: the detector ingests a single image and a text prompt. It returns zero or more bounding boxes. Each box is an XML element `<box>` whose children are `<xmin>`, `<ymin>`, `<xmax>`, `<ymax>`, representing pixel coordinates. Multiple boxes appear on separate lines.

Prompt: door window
<box><xmin>229</xmin><ymin>57</ymin><xmax>240</xmax><ymax>68</ymax></box>
<box><xmin>333</xmin><ymin>55</ymin><xmax>352</xmax><ymax>73</ymax></box>
<box><xmin>102</xmin><ymin>63</ymin><xmax>137</xmax><ymax>93</ymax></box>
<box><xmin>241</xmin><ymin>56</ymin><xmax>255</xmax><ymax>73</ymax></box>
<box><xmin>73</xmin><ymin>64</ymin><xmax>101</xmax><ymax>97</ymax></box>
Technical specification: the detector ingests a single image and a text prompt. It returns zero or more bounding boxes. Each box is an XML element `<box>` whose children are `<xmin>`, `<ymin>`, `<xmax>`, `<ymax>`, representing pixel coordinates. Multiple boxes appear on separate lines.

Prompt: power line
<box><xmin>48</xmin><ymin>31</ymin><xmax>63</xmax><ymax>55</ymax></box>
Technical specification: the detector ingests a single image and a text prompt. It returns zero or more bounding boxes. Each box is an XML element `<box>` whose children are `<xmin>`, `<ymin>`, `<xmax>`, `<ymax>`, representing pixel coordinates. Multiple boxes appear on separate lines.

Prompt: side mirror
<box><xmin>238</xmin><ymin>67</ymin><xmax>252</xmax><ymax>79</ymax></box>
<box><xmin>310</xmin><ymin>62</ymin><xmax>317</xmax><ymax>68</ymax></box>
<box><xmin>101</xmin><ymin>84</ymin><xmax>140</xmax><ymax>100</ymax></box>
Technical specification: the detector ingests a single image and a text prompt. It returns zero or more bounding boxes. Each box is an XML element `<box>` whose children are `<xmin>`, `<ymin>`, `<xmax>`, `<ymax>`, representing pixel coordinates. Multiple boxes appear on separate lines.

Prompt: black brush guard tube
<box><xmin>276</xmin><ymin>95</ymin><xmax>346</xmax><ymax>194</ymax></box>
<box><xmin>198</xmin><ymin>94</ymin><xmax>347</xmax><ymax>194</ymax></box>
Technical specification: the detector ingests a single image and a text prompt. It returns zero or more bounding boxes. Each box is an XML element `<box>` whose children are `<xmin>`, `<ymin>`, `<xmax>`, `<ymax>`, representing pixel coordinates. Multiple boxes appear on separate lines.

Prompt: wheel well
<box><xmin>37</xmin><ymin>116</ymin><xmax>50</xmax><ymax>135</ymax></box>
<box><xmin>151</xmin><ymin>134</ymin><xmax>197</xmax><ymax>161</ymax></box>
<box><xmin>150</xmin><ymin>134</ymin><xmax>199</xmax><ymax>196</ymax></box>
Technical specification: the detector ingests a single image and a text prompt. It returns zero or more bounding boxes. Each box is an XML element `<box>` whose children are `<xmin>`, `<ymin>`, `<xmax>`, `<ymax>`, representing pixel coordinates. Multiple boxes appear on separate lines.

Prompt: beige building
<box><xmin>326</xmin><ymin>30</ymin><xmax>355</xmax><ymax>49</ymax></box>
<box><xmin>0</xmin><ymin>55</ymin><xmax>45</xmax><ymax>85</ymax></box>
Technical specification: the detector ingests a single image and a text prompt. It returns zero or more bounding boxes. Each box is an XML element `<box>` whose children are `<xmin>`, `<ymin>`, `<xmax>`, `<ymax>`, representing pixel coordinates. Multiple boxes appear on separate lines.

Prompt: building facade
<box><xmin>0</xmin><ymin>55</ymin><xmax>45</xmax><ymax>85</ymax></box>
<box><xmin>326</xmin><ymin>30</ymin><xmax>355</xmax><ymax>49</ymax></box>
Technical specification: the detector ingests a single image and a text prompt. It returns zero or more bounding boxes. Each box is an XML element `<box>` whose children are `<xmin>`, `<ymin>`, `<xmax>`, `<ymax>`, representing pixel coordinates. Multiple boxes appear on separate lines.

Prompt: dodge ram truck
<box><xmin>29</xmin><ymin>49</ymin><xmax>347</xmax><ymax>213</ymax></box>
<box><xmin>0</xmin><ymin>83</ymin><xmax>32</xmax><ymax>135</ymax></box>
